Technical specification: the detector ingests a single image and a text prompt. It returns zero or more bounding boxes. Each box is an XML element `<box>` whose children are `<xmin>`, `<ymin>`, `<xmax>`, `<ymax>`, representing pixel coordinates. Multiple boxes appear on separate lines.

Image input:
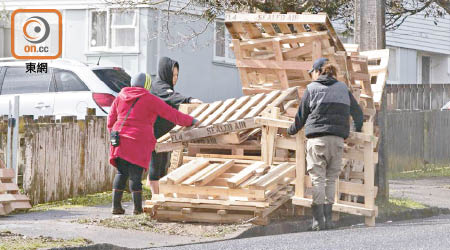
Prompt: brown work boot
<box><xmin>112</xmin><ymin>190</ymin><xmax>125</xmax><ymax>215</ymax></box>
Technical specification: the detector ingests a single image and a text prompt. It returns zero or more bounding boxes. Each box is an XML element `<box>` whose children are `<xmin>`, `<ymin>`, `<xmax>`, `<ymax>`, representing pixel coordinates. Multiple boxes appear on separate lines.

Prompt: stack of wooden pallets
<box><xmin>145</xmin><ymin>158</ymin><xmax>295</xmax><ymax>225</ymax></box>
<box><xmin>146</xmin><ymin>13</ymin><xmax>389</xmax><ymax>226</ymax></box>
<box><xmin>0</xmin><ymin>164</ymin><xmax>32</xmax><ymax>215</ymax></box>
<box><xmin>225</xmin><ymin>12</ymin><xmax>351</xmax><ymax>95</ymax></box>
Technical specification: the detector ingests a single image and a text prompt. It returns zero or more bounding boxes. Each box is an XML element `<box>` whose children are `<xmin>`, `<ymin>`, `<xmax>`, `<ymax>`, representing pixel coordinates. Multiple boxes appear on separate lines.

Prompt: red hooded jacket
<box><xmin>107</xmin><ymin>87</ymin><xmax>193</xmax><ymax>169</ymax></box>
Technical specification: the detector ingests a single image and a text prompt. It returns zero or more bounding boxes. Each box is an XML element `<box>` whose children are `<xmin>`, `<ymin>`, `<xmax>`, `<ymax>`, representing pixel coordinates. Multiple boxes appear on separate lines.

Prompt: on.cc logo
<box><xmin>23</xmin><ymin>16</ymin><xmax>51</xmax><ymax>44</ymax></box>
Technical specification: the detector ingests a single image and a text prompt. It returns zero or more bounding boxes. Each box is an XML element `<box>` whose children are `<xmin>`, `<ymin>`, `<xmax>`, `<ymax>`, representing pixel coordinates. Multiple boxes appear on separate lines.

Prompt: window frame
<box><xmin>213</xmin><ymin>20</ymin><xmax>235</xmax><ymax>65</ymax></box>
<box><xmin>418</xmin><ymin>53</ymin><xmax>432</xmax><ymax>85</ymax></box>
<box><xmin>88</xmin><ymin>8</ymin><xmax>140</xmax><ymax>53</ymax></box>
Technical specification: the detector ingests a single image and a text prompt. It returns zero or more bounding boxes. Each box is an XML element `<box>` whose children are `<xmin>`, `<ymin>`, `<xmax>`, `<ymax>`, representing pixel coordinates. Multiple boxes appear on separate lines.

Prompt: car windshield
<box><xmin>93</xmin><ymin>68</ymin><xmax>131</xmax><ymax>93</ymax></box>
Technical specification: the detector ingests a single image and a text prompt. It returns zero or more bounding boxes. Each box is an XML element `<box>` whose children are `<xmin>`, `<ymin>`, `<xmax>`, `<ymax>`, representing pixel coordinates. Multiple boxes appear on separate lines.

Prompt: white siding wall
<box><xmin>387</xmin><ymin>14</ymin><xmax>450</xmax><ymax>55</ymax></box>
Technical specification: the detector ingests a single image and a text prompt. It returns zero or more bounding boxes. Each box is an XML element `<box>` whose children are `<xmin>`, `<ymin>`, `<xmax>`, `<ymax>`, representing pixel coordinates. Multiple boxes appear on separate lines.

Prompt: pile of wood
<box><xmin>145</xmin><ymin>12</ymin><xmax>389</xmax><ymax>226</ymax></box>
<box><xmin>145</xmin><ymin>158</ymin><xmax>295</xmax><ymax>225</ymax></box>
<box><xmin>0</xmin><ymin>163</ymin><xmax>31</xmax><ymax>215</ymax></box>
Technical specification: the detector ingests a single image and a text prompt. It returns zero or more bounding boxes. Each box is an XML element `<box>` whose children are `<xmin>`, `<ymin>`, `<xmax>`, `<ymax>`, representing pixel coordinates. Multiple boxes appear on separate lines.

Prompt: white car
<box><xmin>0</xmin><ymin>58</ymin><xmax>130</xmax><ymax>118</ymax></box>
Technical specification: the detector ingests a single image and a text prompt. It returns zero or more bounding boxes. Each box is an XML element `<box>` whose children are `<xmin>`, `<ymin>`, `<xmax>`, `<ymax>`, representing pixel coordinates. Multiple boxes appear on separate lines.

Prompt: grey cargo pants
<box><xmin>306</xmin><ymin>135</ymin><xmax>344</xmax><ymax>205</ymax></box>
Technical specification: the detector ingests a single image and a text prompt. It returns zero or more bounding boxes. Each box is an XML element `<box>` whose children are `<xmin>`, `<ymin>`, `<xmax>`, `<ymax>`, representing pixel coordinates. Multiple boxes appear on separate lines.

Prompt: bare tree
<box><xmin>103</xmin><ymin>0</ymin><xmax>449</xmax><ymax>47</ymax></box>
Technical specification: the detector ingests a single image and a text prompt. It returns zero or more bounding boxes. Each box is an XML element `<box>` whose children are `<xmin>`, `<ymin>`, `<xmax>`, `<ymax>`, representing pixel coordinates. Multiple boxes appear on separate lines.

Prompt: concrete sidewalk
<box><xmin>0</xmin><ymin>202</ymin><xmax>246</xmax><ymax>249</ymax></box>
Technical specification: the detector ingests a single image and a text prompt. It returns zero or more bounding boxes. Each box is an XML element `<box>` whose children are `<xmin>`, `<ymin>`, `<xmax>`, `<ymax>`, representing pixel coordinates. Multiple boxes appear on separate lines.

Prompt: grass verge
<box><xmin>379</xmin><ymin>197</ymin><xmax>427</xmax><ymax>214</ymax></box>
<box><xmin>389</xmin><ymin>165</ymin><xmax>450</xmax><ymax>180</ymax></box>
<box><xmin>27</xmin><ymin>185</ymin><xmax>152</xmax><ymax>213</ymax></box>
<box><xmin>0</xmin><ymin>231</ymin><xmax>91</xmax><ymax>250</ymax></box>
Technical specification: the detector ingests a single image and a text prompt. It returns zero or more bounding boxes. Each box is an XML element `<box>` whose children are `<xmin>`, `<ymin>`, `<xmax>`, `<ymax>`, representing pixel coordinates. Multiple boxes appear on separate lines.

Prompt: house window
<box><xmin>421</xmin><ymin>56</ymin><xmax>431</xmax><ymax>84</ymax></box>
<box><xmin>214</xmin><ymin>20</ymin><xmax>235</xmax><ymax>64</ymax></box>
<box><xmin>89</xmin><ymin>9</ymin><xmax>139</xmax><ymax>52</ymax></box>
<box><xmin>387</xmin><ymin>47</ymin><xmax>398</xmax><ymax>83</ymax></box>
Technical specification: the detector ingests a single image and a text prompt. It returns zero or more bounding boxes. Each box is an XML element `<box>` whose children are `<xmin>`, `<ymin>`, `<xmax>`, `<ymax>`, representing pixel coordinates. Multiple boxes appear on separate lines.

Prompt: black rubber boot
<box><xmin>112</xmin><ymin>190</ymin><xmax>125</xmax><ymax>215</ymax></box>
<box><xmin>324</xmin><ymin>204</ymin><xmax>335</xmax><ymax>229</ymax></box>
<box><xmin>132</xmin><ymin>192</ymin><xmax>143</xmax><ymax>215</ymax></box>
<box><xmin>310</xmin><ymin>204</ymin><xmax>325</xmax><ymax>231</ymax></box>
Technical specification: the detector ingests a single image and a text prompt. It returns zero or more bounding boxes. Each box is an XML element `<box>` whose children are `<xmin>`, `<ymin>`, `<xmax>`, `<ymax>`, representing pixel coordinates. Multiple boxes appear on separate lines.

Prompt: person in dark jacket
<box><xmin>288</xmin><ymin>58</ymin><xmax>363</xmax><ymax>231</ymax></box>
<box><xmin>148</xmin><ymin>57</ymin><xmax>202</xmax><ymax>195</ymax></box>
<box><xmin>107</xmin><ymin>72</ymin><xmax>196</xmax><ymax>215</ymax></box>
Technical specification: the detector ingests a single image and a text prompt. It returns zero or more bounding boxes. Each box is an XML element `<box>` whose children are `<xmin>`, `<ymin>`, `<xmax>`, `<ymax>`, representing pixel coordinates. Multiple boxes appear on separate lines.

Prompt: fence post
<box><xmin>12</xmin><ymin>96</ymin><xmax>19</xmax><ymax>183</ymax></box>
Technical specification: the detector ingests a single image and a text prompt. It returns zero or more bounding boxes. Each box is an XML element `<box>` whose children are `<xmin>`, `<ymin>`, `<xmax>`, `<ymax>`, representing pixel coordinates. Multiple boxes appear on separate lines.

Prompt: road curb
<box><xmin>48</xmin><ymin>206</ymin><xmax>450</xmax><ymax>249</ymax></box>
<box><xmin>236</xmin><ymin>206</ymin><xmax>450</xmax><ymax>239</ymax></box>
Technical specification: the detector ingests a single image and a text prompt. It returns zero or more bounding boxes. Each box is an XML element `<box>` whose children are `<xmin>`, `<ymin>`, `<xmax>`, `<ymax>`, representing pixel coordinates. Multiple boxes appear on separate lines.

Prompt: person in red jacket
<box><xmin>107</xmin><ymin>72</ymin><xmax>196</xmax><ymax>215</ymax></box>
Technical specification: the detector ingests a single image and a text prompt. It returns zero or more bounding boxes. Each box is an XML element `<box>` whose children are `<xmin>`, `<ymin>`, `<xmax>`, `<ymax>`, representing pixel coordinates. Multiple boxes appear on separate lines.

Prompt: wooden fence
<box><xmin>0</xmin><ymin>115</ymin><xmax>115</xmax><ymax>205</ymax></box>
<box><xmin>380</xmin><ymin>110</ymin><xmax>450</xmax><ymax>174</ymax></box>
<box><xmin>385</xmin><ymin>84</ymin><xmax>450</xmax><ymax>111</ymax></box>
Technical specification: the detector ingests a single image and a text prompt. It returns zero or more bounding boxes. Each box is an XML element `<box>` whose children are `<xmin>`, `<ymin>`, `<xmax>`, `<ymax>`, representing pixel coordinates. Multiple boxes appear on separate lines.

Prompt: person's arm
<box><xmin>107</xmin><ymin>98</ymin><xmax>119</xmax><ymax>133</ymax></box>
<box><xmin>349</xmin><ymin>91</ymin><xmax>363</xmax><ymax>132</ymax></box>
<box><xmin>157</xmin><ymin>85</ymin><xmax>193</xmax><ymax>106</ymax></box>
<box><xmin>151</xmin><ymin>94</ymin><xmax>195</xmax><ymax>127</ymax></box>
<box><xmin>287</xmin><ymin>89</ymin><xmax>311</xmax><ymax>135</ymax></box>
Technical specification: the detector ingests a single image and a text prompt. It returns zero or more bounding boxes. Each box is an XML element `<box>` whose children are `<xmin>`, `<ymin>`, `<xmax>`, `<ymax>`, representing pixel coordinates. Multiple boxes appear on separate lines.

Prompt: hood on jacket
<box><xmin>118</xmin><ymin>87</ymin><xmax>149</xmax><ymax>102</ymax></box>
<box><xmin>157</xmin><ymin>57</ymin><xmax>179</xmax><ymax>88</ymax></box>
<box><xmin>315</xmin><ymin>75</ymin><xmax>338</xmax><ymax>86</ymax></box>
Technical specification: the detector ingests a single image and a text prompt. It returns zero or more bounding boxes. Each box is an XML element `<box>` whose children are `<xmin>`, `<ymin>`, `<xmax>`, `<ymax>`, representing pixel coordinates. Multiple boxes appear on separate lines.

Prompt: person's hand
<box><xmin>191</xmin><ymin>118</ymin><xmax>199</xmax><ymax>126</ymax></box>
<box><xmin>190</xmin><ymin>98</ymin><xmax>203</xmax><ymax>104</ymax></box>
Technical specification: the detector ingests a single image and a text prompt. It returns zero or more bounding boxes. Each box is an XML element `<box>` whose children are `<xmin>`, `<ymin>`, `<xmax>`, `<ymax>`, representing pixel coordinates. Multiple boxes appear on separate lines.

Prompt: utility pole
<box><xmin>355</xmin><ymin>0</ymin><xmax>388</xmax><ymax>203</ymax></box>
<box><xmin>354</xmin><ymin>0</ymin><xmax>386</xmax><ymax>50</ymax></box>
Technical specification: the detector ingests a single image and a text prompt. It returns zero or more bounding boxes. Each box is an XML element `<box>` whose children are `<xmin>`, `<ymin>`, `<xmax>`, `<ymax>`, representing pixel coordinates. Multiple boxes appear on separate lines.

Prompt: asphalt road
<box><xmin>154</xmin><ymin>214</ymin><xmax>450</xmax><ymax>250</ymax></box>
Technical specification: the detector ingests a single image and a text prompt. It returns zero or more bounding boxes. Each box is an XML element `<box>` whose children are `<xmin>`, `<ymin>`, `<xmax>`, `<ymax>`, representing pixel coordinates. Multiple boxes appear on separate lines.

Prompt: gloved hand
<box><xmin>287</xmin><ymin>125</ymin><xmax>296</xmax><ymax>136</ymax></box>
<box><xmin>191</xmin><ymin>118</ymin><xmax>199</xmax><ymax>126</ymax></box>
<box><xmin>190</xmin><ymin>98</ymin><xmax>203</xmax><ymax>104</ymax></box>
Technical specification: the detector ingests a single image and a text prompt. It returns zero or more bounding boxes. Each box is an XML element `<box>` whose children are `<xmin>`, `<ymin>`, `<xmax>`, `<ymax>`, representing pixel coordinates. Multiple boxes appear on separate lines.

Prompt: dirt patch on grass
<box><xmin>75</xmin><ymin>213</ymin><xmax>250</xmax><ymax>238</ymax></box>
<box><xmin>0</xmin><ymin>231</ymin><xmax>91</xmax><ymax>250</ymax></box>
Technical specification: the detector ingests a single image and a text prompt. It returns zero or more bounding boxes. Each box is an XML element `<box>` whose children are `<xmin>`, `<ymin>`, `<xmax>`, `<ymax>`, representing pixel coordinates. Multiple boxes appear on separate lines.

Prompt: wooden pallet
<box><xmin>255</xmin><ymin>109</ymin><xmax>378</xmax><ymax>226</ymax></box>
<box><xmin>156</xmin><ymin>87</ymin><xmax>298</xmax><ymax>147</ymax></box>
<box><xmin>144</xmin><ymin>158</ymin><xmax>296</xmax><ymax>225</ymax></box>
<box><xmin>225</xmin><ymin>13</ymin><xmax>352</xmax><ymax>95</ymax></box>
<box><xmin>0</xmin><ymin>168</ymin><xmax>32</xmax><ymax>215</ymax></box>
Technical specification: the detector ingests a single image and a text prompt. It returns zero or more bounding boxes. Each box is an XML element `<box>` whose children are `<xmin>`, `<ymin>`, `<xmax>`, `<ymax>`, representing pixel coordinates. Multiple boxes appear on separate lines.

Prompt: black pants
<box><xmin>113</xmin><ymin>158</ymin><xmax>144</xmax><ymax>192</ymax></box>
<box><xmin>149</xmin><ymin>151</ymin><xmax>171</xmax><ymax>181</ymax></box>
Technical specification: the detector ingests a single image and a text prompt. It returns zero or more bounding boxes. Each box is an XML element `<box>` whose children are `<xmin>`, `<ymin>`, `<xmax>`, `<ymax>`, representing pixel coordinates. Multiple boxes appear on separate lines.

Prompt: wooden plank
<box><xmin>214</xmin><ymin>96</ymin><xmax>251</xmax><ymax>124</ymax></box>
<box><xmin>227</xmin><ymin>162</ymin><xmax>267</xmax><ymax>188</ymax></box>
<box><xmin>232</xmin><ymin>39</ymin><xmax>251</xmax><ymax>88</ymax></box>
<box><xmin>292</xmin><ymin>197</ymin><xmax>377</xmax><ymax>217</ymax></box>
<box><xmin>153</xmin><ymin>209</ymin><xmax>255</xmax><ymax>224</ymax></box>
<box><xmin>236</xmin><ymin>59</ymin><xmax>313</xmax><ymax>71</ymax></box>
<box><xmin>277</xmin><ymin>23</ymin><xmax>292</xmax><ymax>34</ymax></box>
<box><xmin>250</xmin><ymin>162</ymin><xmax>291</xmax><ymax>188</ymax></box>
<box><xmin>295</xmin><ymin>131</ymin><xmax>306</xmax><ymax>198</ymax></box>
<box><xmin>159</xmin><ymin>183</ymin><xmax>266</xmax><ymax>201</ymax></box>
<box><xmin>261</xmin><ymin>23</ymin><xmax>276</xmax><ymax>35</ymax></box>
<box><xmin>181</xmin><ymin>163</ymin><xmax>219</xmax><ymax>185</ymax></box>
<box><xmin>200</xmin><ymin>98</ymin><xmax>236</xmax><ymax>126</ymax></box>
<box><xmin>194</xmin><ymin>101</ymin><xmax>224</xmax><ymax>125</ymax></box>
<box><xmin>170</xmin><ymin>118</ymin><xmax>258</xmax><ymax>143</ymax></box>
<box><xmin>195</xmin><ymin>160</ymin><xmax>235</xmax><ymax>186</ymax></box>
<box><xmin>272</xmin><ymin>40</ymin><xmax>290</xmax><ymax>89</ymax></box>
<box><xmin>242</xmin><ymin>23</ymin><xmax>263</xmax><ymax>39</ymax></box>
<box><xmin>258</xmin><ymin>165</ymin><xmax>296</xmax><ymax>189</ymax></box>
<box><xmin>283</xmin><ymin>44</ymin><xmax>312</xmax><ymax>59</ymax></box>
<box><xmin>149</xmin><ymin>195</ymin><xmax>270</xmax><ymax>208</ymax></box>
<box><xmin>166</xmin><ymin>158</ymin><xmax>210</xmax><ymax>184</ymax></box>
<box><xmin>0</xmin><ymin>169</ymin><xmax>15</xmax><ymax>179</ymax></box>
<box><xmin>229</xmin><ymin>94</ymin><xmax>266</xmax><ymax>121</ymax></box>
<box><xmin>244</xmin><ymin>90</ymin><xmax>281</xmax><ymax>118</ymax></box>
<box><xmin>225</xmin><ymin>13</ymin><xmax>328</xmax><ymax>24</ymax></box>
